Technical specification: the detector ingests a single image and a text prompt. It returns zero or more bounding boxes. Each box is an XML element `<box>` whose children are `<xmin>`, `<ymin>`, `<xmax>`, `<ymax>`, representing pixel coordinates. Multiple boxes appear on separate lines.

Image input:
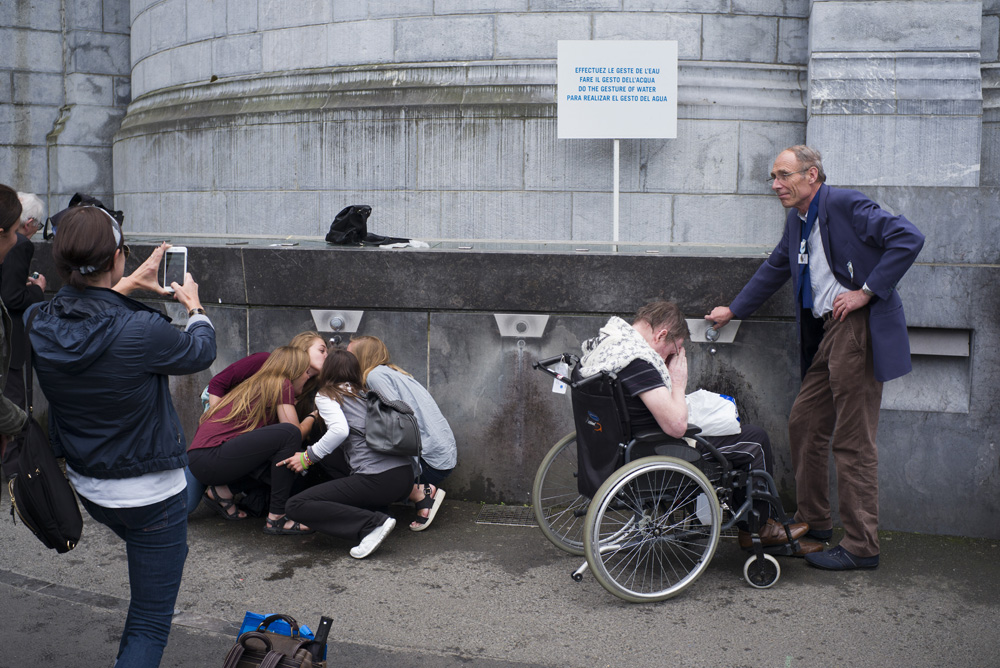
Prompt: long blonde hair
<box><xmin>349</xmin><ymin>335</ymin><xmax>410</xmax><ymax>384</ymax></box>
<box><xmin>288</xmin><ymin>331</ymin><xmax>324</xmax><ymax>414</ymax></box>
<box><xmin>289</xmin><ymin>331</ymin><xmax>323</xmax><ymax>353</ymax></box>
<box><xmin>201</xmin><ymin>346</ymin><xmax>309</xmax><ymax>433</ymax></box>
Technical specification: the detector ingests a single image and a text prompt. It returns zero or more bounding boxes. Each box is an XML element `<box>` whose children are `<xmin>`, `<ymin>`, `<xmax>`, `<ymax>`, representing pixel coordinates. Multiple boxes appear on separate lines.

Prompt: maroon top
<box><xmin>189</xmin><ymin>379</ymin><xmax>296</xmax><ymax>451</ymax></box>
<box><xmin>207</xmin><ymin>352</ymin><xmax>270</xmax><ymax>397</ymax></box>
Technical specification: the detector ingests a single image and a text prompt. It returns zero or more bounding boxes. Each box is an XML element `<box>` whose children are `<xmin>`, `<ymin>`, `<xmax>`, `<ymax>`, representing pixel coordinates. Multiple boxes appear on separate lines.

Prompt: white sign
<box><xmin>557</xmin><ymin>40</ymin><xmax>678</xmax><ymax>139</ymax></box>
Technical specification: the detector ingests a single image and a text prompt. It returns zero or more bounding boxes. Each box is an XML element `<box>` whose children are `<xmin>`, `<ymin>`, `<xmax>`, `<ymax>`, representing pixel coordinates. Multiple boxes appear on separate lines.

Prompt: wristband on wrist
<box><xmin>298</xmin><ymin>452</ymin><xmax>310</xmax><ymax>469</ymax></box>
<box><xmin>188</xmin><ymin>307</ymin><xmax>206</xmax><ymax>317</ymax></box>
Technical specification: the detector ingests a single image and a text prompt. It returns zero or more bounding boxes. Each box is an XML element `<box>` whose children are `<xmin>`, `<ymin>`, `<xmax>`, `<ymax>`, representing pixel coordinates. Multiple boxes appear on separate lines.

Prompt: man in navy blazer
<box><xmin>707</xmin><ymin>145</ymin><xmax>924</xmax><ymax>571</ymax></box>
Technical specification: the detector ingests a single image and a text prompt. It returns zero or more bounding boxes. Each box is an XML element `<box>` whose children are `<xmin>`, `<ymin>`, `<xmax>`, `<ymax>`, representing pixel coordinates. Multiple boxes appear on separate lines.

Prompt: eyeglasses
<box><xmin>766</xmin><ymin>169</ymin><xmax>809</xmax><ymax>185</ymax></box>
<box><xmin>121</xmin><ymin>244</ymin><xmax>130</xmax><ymax>259</ymax></box>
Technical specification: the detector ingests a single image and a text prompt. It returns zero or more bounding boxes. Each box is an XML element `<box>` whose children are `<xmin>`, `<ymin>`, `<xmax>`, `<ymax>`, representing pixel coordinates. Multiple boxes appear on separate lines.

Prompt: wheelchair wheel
<box><xmin>743</xmin><ymin>553</ymin><xmax>780</xmax><ymax>589</ymax></box>
<box><xmin>532</xmin><ymin>432</ymin><xmax>589</xmax><ymax>555</ymax></box>
<box><xmin>584</xmin><ymin>456</ymin><xmax>721</xmax><ymax>603</ymax></box>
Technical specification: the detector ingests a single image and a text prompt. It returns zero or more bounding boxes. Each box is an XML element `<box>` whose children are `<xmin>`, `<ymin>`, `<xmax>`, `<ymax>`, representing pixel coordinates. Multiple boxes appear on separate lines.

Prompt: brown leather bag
<box><xmin>223</xmin><ymin>615</ymin><xmax>324</xmax><ymax>668</ymax></box>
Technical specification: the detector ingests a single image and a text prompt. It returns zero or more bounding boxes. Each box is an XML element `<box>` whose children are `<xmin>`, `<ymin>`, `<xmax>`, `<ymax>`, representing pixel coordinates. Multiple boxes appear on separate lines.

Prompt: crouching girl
<box><xmin>281</xmin><ymin>349</ymin><xmax>414</xmax><ymax>559</ymax></box>
<box><xmin>188</xmin><ymin>346</ymin><xmax>312</xmax><ymax>535</ymax></box>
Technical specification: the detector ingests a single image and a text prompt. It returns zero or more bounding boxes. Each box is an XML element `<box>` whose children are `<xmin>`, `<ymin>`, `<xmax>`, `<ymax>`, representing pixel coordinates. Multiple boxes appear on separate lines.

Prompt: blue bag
<box><xmin>238</xmin><ymin>612</ymin><xmax>315</xmax><ymax>641</ymax></box>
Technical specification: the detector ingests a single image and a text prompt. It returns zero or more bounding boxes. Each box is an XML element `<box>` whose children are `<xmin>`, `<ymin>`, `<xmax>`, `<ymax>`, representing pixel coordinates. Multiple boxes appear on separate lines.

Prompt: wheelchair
<box><xmin>532</xmin><ymin>353</ymin><xmax>804</xmax><ymax>603</ymax></box>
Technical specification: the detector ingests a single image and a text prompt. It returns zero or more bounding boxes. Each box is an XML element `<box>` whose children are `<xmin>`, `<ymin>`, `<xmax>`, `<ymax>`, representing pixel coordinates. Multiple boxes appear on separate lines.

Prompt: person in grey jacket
<box><xmin>0</xmin><ymin>185</ymin><xmax>28</xmax><ymax>465</ymax></box>
<box><xmin>28</xmin><ymin>205</ymin><xmax>215</xmax><ymax>668</ymax></box>
<box><xmin>348</xmin><ymin>335</ymin><xmax>457</xmax><ymax>532</ymax></box>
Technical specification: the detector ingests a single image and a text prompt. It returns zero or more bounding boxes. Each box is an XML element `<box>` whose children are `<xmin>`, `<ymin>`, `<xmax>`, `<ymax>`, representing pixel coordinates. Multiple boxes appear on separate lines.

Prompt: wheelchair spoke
<box><xmin>533</xmin><ymin>433</ymin><xmax>590</xmax><ymax>555</ymax></box>
<box><xmin>586</xmin><ymin>458</ymin><xmax>722</xmax><ymax>602</ymax></box>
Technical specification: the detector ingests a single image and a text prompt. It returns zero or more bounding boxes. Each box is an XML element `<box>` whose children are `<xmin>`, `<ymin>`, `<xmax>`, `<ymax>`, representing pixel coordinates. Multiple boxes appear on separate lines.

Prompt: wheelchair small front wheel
<box><xmin>532</xmin><ymin>432</ymin><xmax>588</xmax><ymax>555</ymax></box>
<box><xmin>743</xmin><ymin>553</ymin><xmax>780</xmax><ymax>589</ymax></box>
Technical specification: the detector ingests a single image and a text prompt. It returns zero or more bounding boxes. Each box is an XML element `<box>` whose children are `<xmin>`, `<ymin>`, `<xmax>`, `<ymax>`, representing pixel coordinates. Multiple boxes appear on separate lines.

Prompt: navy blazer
<box><xmin>729</xmin><ymin>184</ymin><xmax>925</xmax><ymax>383</ymax></box>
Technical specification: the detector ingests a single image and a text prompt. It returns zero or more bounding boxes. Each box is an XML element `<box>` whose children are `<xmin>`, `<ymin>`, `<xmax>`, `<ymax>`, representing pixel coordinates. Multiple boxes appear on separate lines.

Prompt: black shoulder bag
<box><xmin>349</xmin><ymin>390</ymin><xmax>422</xmax><ymax>458</ymax></box>
<box><xmin>7</xmin><ymin>309</ymin><xmax>83</xmax><ymax>553</ymax></box>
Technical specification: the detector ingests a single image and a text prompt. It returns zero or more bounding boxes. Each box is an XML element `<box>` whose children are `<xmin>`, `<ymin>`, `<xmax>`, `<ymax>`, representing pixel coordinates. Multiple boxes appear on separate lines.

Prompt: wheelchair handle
<box><xmin>532</xmin><ymin>353</ymin><xmax>579</xmax><ymax>382</ymax></box>
<box><xmin>532</xmin><ymin>353</ymin><xmax>616</xmax><ymax>390</ymax></box>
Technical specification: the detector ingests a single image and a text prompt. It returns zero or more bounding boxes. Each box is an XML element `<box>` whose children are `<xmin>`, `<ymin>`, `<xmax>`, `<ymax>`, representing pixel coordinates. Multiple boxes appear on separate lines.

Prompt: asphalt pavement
<box><xmin>1</xmin><ymin>492</ymin><xmax>998</xmax><ymax>668</ymax></box>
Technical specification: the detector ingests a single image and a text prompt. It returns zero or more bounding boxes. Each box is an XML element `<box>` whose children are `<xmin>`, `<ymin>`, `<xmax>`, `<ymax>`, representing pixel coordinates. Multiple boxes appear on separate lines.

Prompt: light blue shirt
<box><xmin>366</xmin><ymin>366</ymin><xmax>457</xmax><ymax>471</ymax></box>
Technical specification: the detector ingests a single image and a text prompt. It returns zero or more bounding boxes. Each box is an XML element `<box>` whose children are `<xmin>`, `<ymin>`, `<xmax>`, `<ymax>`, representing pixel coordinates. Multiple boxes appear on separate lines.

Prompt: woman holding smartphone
<box><xmin>187</xmin><ymin>346</ymin><xmax>315</xmax><ymax>534</ymax></box>
<box><xmin>28</xmin><ymin>206</ymin><xmax>216</xmax><ymax>668</ymax></box>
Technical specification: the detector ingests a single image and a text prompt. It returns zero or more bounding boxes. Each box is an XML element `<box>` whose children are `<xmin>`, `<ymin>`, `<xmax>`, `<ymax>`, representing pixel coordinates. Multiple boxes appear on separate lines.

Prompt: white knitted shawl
<box><xmin>579</xmin><ymin>316</ymin><xmax>672</xmax><ymax>391</ymax></box>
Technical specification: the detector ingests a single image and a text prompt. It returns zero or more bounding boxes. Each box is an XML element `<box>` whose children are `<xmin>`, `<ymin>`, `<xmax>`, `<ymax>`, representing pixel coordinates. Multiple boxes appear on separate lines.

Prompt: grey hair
<box><xmin>784</xmin><ymin>145</ymin><xmax>826</xmax><ymax>183</ymax></box>
<box><xmin>17</xmin><ymin>192</ymin><xmax>45</xmax><ymax>223</ymax></box>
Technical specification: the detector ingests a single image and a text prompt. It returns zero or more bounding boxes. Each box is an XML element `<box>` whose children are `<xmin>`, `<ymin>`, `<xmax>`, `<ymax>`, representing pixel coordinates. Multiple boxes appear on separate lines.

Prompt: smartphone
<box><xmin>162</xmin><ymin>246</ymin><xmax>187</xmax><ymax>293</ymax></box>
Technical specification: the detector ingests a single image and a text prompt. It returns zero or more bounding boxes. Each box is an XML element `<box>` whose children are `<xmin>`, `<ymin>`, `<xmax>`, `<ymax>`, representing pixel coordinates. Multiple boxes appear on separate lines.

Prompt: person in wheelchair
<box><xmin>580</xmin><ymin>300</ymin><xmax>817</xmax><ymax>552</ymax></box>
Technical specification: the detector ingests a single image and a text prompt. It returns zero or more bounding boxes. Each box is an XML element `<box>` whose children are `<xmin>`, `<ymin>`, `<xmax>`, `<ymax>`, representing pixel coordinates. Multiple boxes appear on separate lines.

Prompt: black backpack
<box><xmin>350</xmin><ymin>390</ymin><xmax>422</xmax><ymax>458</ymax></box>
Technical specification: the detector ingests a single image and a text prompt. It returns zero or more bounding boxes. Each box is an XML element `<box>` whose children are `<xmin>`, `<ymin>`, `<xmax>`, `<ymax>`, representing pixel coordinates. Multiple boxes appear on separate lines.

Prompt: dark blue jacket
<box><xmin>27</xmin><ymin>287</ymin><xmax>216</xmax><ymax>478</ymax></box>
<box><xmin>730</xmin><ymin>183</ymin><xmax>925</xmax><ymax>383</ymax></box>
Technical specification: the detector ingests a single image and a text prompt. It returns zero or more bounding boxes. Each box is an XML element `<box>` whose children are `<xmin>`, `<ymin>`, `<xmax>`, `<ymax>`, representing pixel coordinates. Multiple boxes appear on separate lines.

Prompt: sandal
<box><xmin>410</xmin><ymin>484</ymin><xmax>445</xmax><ymax>532</ymax></box>
<box><xmin>203</xmin><ymin>486</ymin><xmax>246</xmax><ymax>521</ymax></box>
<box><xmin>263</xmin><ymin>515</ymin><xmax>314</xmax><ymax>536</ymax></box>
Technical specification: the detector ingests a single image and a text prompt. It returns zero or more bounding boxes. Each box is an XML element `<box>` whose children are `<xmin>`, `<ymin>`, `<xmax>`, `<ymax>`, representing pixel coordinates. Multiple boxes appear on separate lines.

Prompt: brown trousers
<box><xmin>789</xmin><ymin>307</ymin><xmax>883</xmax><ymax>557</ymax></box>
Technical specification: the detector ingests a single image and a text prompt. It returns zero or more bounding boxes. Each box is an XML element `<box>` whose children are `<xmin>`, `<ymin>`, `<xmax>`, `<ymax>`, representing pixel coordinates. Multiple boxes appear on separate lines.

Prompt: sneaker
<box><xmin>805</xmin><ymin>545</ymin><xmax>879</xmax><ymax>570</ymax></box>
<box><xmin>350</xmin><ymin>517</ymin><xmax>396</xmax><ymax>559</ymax></box>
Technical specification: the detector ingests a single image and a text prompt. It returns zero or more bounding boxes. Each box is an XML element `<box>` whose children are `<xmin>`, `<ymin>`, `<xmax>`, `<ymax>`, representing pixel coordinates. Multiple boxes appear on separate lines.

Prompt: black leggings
<box><xmin>188</xmin><ymin>423</ymin><xmax>301</xmax><ymax>517</ymax></box>
<box><xmin>285</xmin><ymin>462</ymin><xmax>413</xmax><ymax>542</ymax></box>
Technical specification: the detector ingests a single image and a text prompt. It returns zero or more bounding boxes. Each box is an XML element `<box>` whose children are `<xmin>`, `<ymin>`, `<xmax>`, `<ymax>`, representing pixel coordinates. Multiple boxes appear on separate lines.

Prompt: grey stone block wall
<box><xmin>2</xmin><ymin>0</ymin><xmax>130</xmax><ymax>216</ymax></box>
<box><xmin>116</xmin><ymin>3</ymin><xmax>817</xmax><ymax>241</ymax></box>
<box><xmin>808</xmin><ymin>1</ymin><xmax>985</xmax><ymax>187</ymax></box>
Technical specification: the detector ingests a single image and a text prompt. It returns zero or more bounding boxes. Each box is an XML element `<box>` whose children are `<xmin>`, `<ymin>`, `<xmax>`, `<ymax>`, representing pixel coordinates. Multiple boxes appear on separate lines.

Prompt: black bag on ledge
<box><xmin>325</xmin><ymin>204</ymin><xmax>408</xmax><ymax>246</ymax></box>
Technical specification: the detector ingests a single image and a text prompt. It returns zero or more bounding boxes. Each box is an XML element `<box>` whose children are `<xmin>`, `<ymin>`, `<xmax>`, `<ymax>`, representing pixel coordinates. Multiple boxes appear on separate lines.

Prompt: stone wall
<box><xmin>114</xmin><ymin>1</ymin><xmax>810</xmax><ymax>241</ymax></box>
<box><xmin>2</xmin><ymin>0</ymin><xmax>130</xmax><ymax>215</ymax></box>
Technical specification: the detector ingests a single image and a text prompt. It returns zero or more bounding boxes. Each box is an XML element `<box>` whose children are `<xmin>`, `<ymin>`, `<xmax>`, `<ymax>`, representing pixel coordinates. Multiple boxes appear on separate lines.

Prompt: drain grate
<box><xmin>475</xmin><ymin>504</ymin><xmax>538</xmax><ymax>527</ymax></box>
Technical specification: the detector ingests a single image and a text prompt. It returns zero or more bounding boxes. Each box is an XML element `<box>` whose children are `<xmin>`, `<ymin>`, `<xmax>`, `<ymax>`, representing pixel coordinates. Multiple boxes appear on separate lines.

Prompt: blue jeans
<box><xmin>183</xmin><ymin>467</ymin><xmax>205</xmax><ymax>515</ymax></box>
<box><xmin>417</xmin><ymin>458</ymin><xmax>453</xmax><ymax>488</ymax></box>
<box><xmin>79</xmin><ymin>491</ymin><xmax>188</xmax><ymax>668</ymax></box>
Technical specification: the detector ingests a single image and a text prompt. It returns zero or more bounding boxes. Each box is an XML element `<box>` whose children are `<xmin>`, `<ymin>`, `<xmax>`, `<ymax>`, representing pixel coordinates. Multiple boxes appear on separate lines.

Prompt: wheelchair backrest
<box><xmin>570</xmin><ymin>365</ymin><xmax>632</xmax><ymax>498</ymax></box>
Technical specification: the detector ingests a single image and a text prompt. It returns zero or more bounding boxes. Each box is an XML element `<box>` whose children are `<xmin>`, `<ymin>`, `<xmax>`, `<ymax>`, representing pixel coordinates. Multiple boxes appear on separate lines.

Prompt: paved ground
<box><xmin>1</xmin><ymin>493</ymin><xmax>998</xmax><ymax>668</ymax></box>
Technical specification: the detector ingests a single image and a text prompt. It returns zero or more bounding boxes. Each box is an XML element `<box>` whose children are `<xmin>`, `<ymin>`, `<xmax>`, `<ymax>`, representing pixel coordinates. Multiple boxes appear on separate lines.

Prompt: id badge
<box><xmin>798</xmin><ymin>253</ymin><xmax>809</xmax><ymax>265</ymax></box>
